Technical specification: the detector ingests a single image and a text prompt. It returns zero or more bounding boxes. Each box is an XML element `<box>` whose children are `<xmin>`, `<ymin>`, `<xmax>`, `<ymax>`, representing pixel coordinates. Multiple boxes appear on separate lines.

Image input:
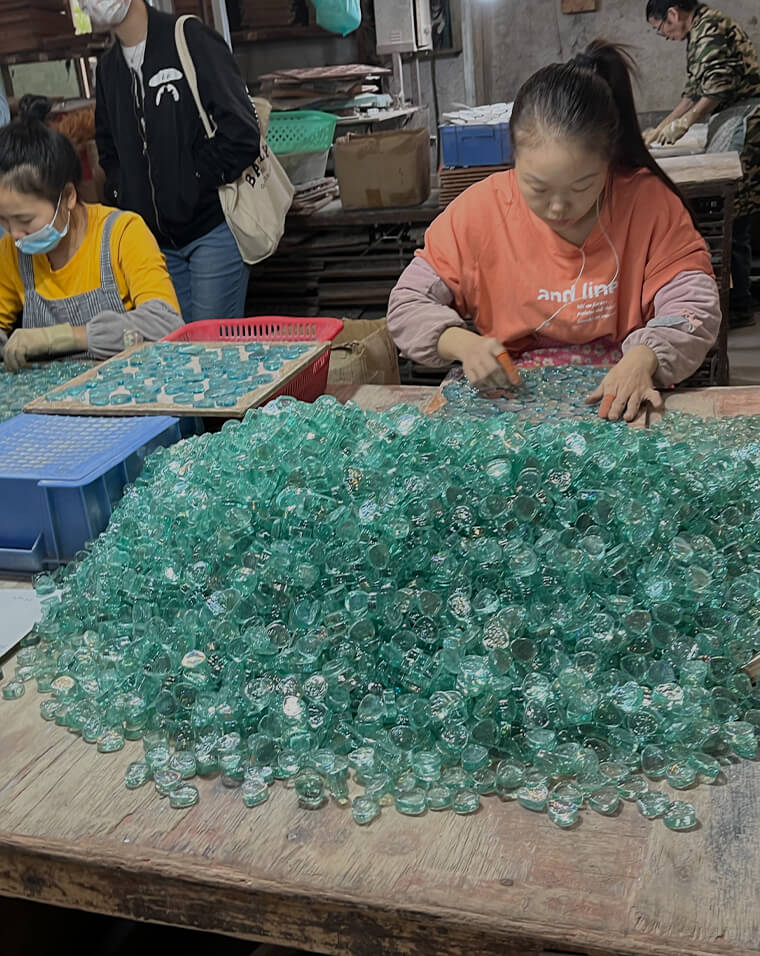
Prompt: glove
<box><xmin>655</xmin><ymin>115</ymin><xmax>692</xmax><ymax>146</ymax></box>
<box><xmin>3</xmin><ymin>324</ymin><xmax>79</xmax><ymax>372</ymax></box>
<box><xmin>643</xmin><ymin>123</ymin><xmax>667</xmax><ymax>147</ymax></box>
<box><xmin>437</xmin><ymin>328</ymin><xmax>522</xmax><ymax>388</ymax></box>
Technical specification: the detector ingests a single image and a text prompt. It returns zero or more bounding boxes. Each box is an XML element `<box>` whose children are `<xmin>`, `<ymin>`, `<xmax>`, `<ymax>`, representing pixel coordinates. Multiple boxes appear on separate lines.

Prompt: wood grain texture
<box><xmin>646</xmin><ymin>386</ymin><xmax>760</xmax><ymax>426</ymax></box>
<box><xmin>658</xmin><ymin>152</ymin><xmax>743</xmax><ymax>188</ymax></box>
<box><xmin>0</xmin><ymin>684</ymin><xmax>759</xmax><ymax>956</ymax></box>
<box><xmin>24</xmin><ymin>341</ymin><xmax>329</xmax><ymax>419</ymax></box>
<box><xmin>325</xmin><ymin>383</ymin><xmax>438</xmax><ymax>412</ymax></box>
<box><xmin>3</xmin><ymin>383</ymin><xmax>760</xmax><ymax>955</ymax></box>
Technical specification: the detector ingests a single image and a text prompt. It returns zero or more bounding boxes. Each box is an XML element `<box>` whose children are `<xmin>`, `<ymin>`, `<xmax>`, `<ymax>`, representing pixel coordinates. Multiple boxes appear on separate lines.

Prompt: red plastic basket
<box><xmin>163</xmin><ymin>316</ymin><xmax>344</xmax><ymax>404</ymax></box>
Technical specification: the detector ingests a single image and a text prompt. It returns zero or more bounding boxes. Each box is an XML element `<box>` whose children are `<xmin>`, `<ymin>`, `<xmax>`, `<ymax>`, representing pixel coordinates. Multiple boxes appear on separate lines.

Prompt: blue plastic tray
<box><xmin>0</xmin><ymin>413</ymin><xmax>185</xmax><ymax>573</ymax></box>
<box><xmin>440</xmin><ymin>123</ymin><xmax>513</xmax><ymax>168</ymax></box>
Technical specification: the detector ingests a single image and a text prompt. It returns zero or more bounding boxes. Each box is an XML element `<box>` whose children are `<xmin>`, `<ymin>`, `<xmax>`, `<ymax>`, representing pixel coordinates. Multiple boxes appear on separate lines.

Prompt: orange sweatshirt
<box><xmin>414</xmin><ymin>167</ymin><xmax>713</xmax><ymax>351</ymax></box>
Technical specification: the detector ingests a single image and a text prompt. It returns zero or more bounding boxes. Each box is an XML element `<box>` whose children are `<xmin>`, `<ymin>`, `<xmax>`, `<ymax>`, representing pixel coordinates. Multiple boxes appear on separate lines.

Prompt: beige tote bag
<box><xmin>175</xmin><ymin>16</ymin><xmax>293</xmax><ymax>265</ymax></box>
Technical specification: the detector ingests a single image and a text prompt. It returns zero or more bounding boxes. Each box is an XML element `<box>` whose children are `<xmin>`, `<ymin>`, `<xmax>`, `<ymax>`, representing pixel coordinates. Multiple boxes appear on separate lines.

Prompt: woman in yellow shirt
<box><xmin>0</xmin><ymin>95</ymin><xmax>183</xmax><ymax>371</ymax></box>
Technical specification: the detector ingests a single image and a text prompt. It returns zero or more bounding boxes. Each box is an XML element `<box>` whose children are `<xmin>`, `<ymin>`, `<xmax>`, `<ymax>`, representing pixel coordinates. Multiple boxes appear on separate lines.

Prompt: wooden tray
<box><xmin>24</xmin><ymin>340</ymin><xmax>330</xmax><ymax>419</ymax></box>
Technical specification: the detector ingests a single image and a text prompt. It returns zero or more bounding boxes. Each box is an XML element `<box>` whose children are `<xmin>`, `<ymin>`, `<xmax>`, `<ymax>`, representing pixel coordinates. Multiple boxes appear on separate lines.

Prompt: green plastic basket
<box><xmin>267</xmin><ymin>110</ymin><xmax>338</xmax><ymax>156</ymax></box>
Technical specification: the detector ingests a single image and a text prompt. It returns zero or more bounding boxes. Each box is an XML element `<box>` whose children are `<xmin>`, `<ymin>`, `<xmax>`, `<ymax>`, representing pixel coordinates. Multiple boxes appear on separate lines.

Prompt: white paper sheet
<box><xmin>0</xmin><ymin>588</ymin><xmax>43</xmax><ymax>658</ymax></box>
<box><xmin>649</xmin><ymin>123</ymin><xmax>709</xmax><ymax>157</ymax></box>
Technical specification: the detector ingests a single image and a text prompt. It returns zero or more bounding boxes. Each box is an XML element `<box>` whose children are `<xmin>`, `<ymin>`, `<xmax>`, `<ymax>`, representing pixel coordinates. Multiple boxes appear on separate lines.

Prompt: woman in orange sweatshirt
<box><xmin>387</xmin><ymin>41</ymin><xmax>720</xmax><ymax>422</ymax></box>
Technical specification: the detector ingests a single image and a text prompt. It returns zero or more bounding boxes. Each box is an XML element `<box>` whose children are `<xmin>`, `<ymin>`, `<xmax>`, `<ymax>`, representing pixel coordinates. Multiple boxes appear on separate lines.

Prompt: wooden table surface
<box><xmin>326</xmin><ymin>383</ymin><xmax>439</xmax><ymax>411</ymax></box>
<box><xmin>1</xmin><ymin>383</ymin><xmax>760</xmax><ymax>956</ymax></box>
<box><xmin>658</xmin><ymin>151</ymin><xmax>743</xmax><ymax>188</ymax></box>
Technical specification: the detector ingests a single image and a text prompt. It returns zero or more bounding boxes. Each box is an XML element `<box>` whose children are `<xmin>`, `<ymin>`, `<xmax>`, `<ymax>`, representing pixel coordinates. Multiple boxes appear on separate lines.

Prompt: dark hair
<box><xmin>510</xmin><ymin>40</ymin><xmax>698</xmax><ymax>229</ymax></box>
<box><xmin>0</xmin><ymin>95</ymin><xmax>82</xmax><ymax>203</ymax></box>
<box><xmin>645</xmin><ymin>0</ymin><xmax>698</xmax><ymax>19</ymax></box>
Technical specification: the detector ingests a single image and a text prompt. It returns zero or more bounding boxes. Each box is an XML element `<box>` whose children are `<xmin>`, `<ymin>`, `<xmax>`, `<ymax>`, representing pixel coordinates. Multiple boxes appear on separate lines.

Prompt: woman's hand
<box><xmin>642</xmin><ymin>127</ymin><xmax>660</xmax><ymax>147</ymax></box>
<box><xmin>585</xmin><ymin>346</ymin><xmax>664</xmax><ymax>422</ymax></box>
<box><xmin>643</xmin><ymin>120</ymin><xmax>672</xmax><ymax>147</ymax></box>
<box><xmin>2</xmin><ymin>324</ymin><xmax>82</xmax><ymax>371</ymax></box>
<box><xmin>655</xmin><ymin>116</ymin><xmax>692</xmax><ymax>145</ymax></box>
<box><xmin>437</xmin><ymin>327</ymin><xmax>521</xmax><ymax>387</ymax></box>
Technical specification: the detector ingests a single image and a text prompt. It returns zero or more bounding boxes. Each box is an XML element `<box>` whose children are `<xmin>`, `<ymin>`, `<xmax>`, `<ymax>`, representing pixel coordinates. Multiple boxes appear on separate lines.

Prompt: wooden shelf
<box><xmin>334</xmin><ymin>105</ymin><xmax>423</xmax><ymax>126</ymax></box>
<box><xmin>0</xmin><ymin>33</ymin><xmax>107</xmax><ymax>66</ymax></box>
<box><xmin>287</xmin><ymin>189</ymin><xmax>441</xmax><ymax>228</ymax></box>
<box><xmin>230</xmin><ymin>24</ymin><xmax>330</xmax><ymax>44</ymax></box>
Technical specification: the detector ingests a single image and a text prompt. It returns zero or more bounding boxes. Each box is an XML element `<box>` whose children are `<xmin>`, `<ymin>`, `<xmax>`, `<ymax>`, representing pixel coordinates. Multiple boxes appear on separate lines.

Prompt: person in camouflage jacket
<box><xmin>644</xmin><ymin>1</ymin><xmax>760</xmax><ymax>327</ymax></box>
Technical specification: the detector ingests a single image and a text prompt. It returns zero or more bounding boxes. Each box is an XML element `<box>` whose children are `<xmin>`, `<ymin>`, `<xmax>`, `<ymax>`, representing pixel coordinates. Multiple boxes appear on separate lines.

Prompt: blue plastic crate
<box><xmin>440</xmin><ymin>123</ymin><xmax>513</xmax><ymax>168</ymax></box>
<box><xmin>0</xmin><ymin>414</ymin><xmax>185</xmax><ymax>573</ymax></box>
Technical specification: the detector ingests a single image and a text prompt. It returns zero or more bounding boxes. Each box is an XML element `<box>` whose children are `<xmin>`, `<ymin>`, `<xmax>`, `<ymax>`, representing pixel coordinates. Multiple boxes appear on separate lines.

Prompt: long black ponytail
<box><xmin>510</xmin><ymin>40</ymin><xmax>698</xmax><ymax>230</ymax></box>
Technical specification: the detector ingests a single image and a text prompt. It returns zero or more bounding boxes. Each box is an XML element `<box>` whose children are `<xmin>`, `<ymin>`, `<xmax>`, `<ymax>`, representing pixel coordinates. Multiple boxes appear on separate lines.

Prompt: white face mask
<box><xmin>80</xmin><ymin>0</ymin><xmax>132</xmax><ymax>28</ymax></box>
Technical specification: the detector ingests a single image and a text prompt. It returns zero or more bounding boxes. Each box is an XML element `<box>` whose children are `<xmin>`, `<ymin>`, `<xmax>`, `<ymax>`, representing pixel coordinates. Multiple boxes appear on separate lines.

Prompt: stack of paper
<box><xmin>257</xmin><ymin>64</ymin><xmax>390</xmax><ymax>112</ymax></box>
<box><xmin>290</xmin><ymin>177</ymin><xmax>340</xmax><ymax>215</ymax></box>
<box><xmin>441</xmin><ymin>103</ymin><xmax>513</xmax><ymax>125</ymax></box>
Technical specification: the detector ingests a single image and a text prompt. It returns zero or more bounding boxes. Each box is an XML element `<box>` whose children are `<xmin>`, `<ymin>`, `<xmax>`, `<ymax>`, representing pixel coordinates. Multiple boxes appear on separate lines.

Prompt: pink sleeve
<box><xmin>622</xmin><ymin>270</ymin><xmax>721</xmax><ymax>387</ymax></box>
<box><xmin>387</xmin><ymin>257</ymin><xmax>465</xmax><ymax>367</ymax></box>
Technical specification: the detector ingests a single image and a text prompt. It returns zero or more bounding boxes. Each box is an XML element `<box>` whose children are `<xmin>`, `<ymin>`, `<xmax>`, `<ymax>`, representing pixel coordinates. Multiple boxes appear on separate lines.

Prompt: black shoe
<box><xmin>728</xmin><ymin>309</ymin><xmax>756</xmax><ymax>329</ymax></box>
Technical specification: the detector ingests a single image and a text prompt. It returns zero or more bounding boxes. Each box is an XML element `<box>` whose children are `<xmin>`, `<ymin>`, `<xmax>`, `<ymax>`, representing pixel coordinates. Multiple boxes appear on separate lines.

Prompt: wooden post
<box><xmin>470</xmin><ymin>3</ymin><xmax>489</xmax><ymax>106</ymax></box>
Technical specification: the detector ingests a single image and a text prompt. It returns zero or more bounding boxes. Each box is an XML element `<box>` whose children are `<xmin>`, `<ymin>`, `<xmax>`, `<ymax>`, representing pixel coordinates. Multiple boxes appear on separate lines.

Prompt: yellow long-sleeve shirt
<box><xmin>0</xmin><ymin>203</ymin><xmax>181</xmax><ymax>336</ymax></box>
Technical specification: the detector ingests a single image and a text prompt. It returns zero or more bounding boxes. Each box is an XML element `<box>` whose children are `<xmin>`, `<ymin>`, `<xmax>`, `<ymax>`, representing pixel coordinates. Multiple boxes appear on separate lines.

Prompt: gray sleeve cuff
<box><xmin>86</xmin><ymin>300</ymin><xmax>184</xmax><ymax>359</ymax></box>
<box><xmin>622</xmin><ymin>270</ymin><xmax>721</xmax><ymax>387</ymax></box>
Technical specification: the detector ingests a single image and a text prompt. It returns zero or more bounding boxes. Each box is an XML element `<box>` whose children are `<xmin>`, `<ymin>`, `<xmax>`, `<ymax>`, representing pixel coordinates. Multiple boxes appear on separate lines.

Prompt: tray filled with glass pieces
<box><xmin>24</xmin><ymin>338</ymin><xmax>332</xmax><ymax>419</ymax></box>
<box><xmin>425</xmin><ymin>364</ymin><xmax>613</xmax><ymax>424</ymax></box>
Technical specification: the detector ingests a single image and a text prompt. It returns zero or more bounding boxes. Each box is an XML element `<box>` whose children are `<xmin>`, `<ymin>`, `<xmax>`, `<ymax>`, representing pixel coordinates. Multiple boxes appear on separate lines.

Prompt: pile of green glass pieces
<box><xmin>45</xmin><ymin>341</ymin><xmax>313</xmax><ymax>409</ymax></box>
<box><xmin>7</xmin><ymin>393</ymin><xmax>760</xmax><ymax>831</ymax></box>
<box><xmin>0</xmin><ymin>360</ymin><xmax>91</xmax><ymax>424</ymax></box>
<box><xmin>441</xmin><ymin>365</ymin><xmax>605</xmax><ymax>423</ymax></box>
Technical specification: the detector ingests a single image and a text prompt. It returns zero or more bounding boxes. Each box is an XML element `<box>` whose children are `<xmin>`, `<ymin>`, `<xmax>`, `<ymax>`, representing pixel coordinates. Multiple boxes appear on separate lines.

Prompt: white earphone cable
<box><xmin>534</xmin><ymin>193</ymin><xmax>620</xmax><ymax>334</ymax></box>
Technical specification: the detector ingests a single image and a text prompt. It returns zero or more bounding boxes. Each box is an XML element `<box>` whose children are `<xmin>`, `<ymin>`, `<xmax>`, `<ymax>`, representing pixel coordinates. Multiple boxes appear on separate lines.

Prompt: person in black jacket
<box><xmin>85</xmin><ymin>0</ymin><xmax>260</xmax><ymax>322</ymax></box>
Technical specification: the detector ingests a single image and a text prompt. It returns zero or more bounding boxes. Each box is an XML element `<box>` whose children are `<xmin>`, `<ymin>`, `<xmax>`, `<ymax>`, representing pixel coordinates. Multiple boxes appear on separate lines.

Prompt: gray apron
<box><xmin>18</xmin><ymin>211</ymin><xmax>125</xmax><ymax>330</ymax></box>
<box><xmin>706</xmin><ymin>97</ymin><xmax>760</xmax><ymax>154</ymax></box>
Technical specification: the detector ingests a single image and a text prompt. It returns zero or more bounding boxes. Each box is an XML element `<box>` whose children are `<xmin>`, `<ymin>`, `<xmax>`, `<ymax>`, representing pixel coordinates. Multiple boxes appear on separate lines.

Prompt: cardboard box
<box><xmin>328</xmin><ymin>318</ymin><xmax>400</xmax><ymax>386</ymax></box>
<box><xmin>334</xmin><ymin>128</ymin><xmax>431</xmax><ymax>210</ymax></box>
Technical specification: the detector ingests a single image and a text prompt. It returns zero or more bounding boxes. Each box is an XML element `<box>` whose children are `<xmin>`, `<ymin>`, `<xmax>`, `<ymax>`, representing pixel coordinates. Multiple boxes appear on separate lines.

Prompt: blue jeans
<box><xmin>162</xmin><ymin>221</ymin><xmax>249</xmax><ymax>323</ymax></box>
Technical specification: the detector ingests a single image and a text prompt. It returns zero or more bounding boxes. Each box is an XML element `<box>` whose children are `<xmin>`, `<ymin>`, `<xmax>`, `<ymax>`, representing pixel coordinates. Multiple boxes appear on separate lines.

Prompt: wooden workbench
<box><xmin>1</xmin><ymin>383</ymin><xmax>760</xmax><ymax>956</ymax></box>
<box><xmin>288</xmin><ymin>190</ymin><xmax>442</xmax><ymax>231</ymax></box>
<box><xmin>657</xmin><ymin>152</ymin><xmax>743</xmax><ymax>188</ymax></box>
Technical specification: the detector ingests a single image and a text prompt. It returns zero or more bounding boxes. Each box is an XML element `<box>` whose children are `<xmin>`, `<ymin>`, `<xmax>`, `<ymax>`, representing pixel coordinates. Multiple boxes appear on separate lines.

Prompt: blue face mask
<box><xmin>15</xmin><ymin>194</ymin><xmax>70</xmax><ymax>255</ymax></box>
